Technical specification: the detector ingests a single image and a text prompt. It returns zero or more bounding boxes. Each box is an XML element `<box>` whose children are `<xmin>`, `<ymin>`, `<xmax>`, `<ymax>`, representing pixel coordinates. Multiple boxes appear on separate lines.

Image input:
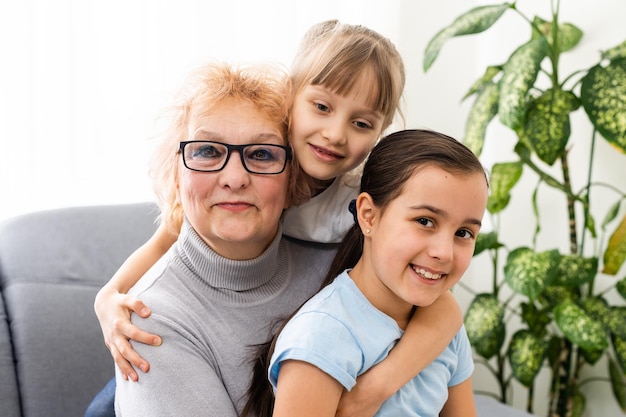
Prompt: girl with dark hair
<box><xmin>246</xmin><ymin>129</ymin><xmax>489</xmax><ymax>417</ymax></box>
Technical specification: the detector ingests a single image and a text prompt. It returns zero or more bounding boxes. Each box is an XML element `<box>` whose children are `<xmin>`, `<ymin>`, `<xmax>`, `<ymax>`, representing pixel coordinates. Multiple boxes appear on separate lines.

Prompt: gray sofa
<box><xmin>0</xmin><ymin>202</ymin><xmax>536</xmax><ymax>417</ymax></box>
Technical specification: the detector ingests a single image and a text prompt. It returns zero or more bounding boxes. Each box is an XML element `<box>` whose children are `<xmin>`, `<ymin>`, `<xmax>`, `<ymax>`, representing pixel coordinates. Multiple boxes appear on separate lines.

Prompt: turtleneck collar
<box><xmin>175</xmin><ymin>219</ymin><xmax>287</xmax><ymax>294</ymax></box>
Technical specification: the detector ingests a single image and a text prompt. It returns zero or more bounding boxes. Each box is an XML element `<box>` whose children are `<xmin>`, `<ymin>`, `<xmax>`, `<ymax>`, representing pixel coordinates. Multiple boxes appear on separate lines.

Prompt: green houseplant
<box><xmin>423</xmin><ymin>2</ymin><xmax>626</xmax><ymax>417</ymax></box>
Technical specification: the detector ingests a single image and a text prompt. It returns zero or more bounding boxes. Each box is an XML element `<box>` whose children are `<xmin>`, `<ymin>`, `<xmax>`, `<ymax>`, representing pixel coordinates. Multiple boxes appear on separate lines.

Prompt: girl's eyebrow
<box><xmin>410</xmin><ymin>204</ymin><xmax>483</xmax><ymax>227</ymax></box>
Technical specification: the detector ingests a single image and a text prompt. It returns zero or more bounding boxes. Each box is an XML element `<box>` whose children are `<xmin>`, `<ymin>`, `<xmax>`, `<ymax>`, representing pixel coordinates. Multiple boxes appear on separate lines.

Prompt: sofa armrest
<box><xmin>0</xmin><ymin>203</ymin><xmax>159</xmax><ymax>417</ymax></box>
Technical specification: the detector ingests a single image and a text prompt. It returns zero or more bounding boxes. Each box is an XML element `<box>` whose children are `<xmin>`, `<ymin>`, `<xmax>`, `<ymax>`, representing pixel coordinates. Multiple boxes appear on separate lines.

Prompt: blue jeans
<box><xmin>84</xmin><ymin>377</ymin><xmax>116</xmax><ymax>417</ymax></box>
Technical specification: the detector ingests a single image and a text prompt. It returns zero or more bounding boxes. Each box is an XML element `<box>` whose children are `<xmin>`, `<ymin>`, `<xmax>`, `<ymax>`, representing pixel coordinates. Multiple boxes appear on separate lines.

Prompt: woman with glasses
<box><xmin>112</xmin><ymin>62</ymin><xmax>337</xmax><ymax>416</ymax></box>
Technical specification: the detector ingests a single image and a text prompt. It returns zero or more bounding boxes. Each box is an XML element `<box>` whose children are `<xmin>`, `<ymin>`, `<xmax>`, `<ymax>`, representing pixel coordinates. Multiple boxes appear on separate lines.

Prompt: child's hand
<box><xmin>94</xmin><ymin>287</ymin><xmax>162</xmax><ymax>382</ymax></box>
<box><xmin>335</xmin><ymin>368</ymin><xmax>388</xmax><ymax>417</ymax></box>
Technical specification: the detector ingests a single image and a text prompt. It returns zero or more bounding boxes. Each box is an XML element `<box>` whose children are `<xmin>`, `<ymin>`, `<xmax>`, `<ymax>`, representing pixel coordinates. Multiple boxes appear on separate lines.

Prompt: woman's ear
<box><xmin>356</xmin><ymin>192</ymin><xmax>377</xmax><ymax>235</ymax></box>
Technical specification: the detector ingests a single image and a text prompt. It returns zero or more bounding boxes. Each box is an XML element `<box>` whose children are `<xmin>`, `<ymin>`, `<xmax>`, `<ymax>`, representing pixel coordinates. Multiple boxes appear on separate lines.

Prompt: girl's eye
<box><xmin>416</xmin><ymin>217</ymin><xmax>433</xmax><ymax>227</ymax></box>
<box><xmin>314</xmin><ymin>102</ymin><xmax>330</xmax><ymax>112</ymax></box>
<box><xmin>456</xmin><ymin>229</ymin><xmax>475</xmax><ymax>239</ymax></box>
<box><xmin>354</xmin><ymin>120</ymin><xmax>372</xmax><ymax>129</ymax></box>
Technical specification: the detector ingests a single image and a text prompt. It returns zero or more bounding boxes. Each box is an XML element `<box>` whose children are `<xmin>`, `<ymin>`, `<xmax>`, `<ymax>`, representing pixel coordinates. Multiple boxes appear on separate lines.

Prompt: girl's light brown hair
<box><xmin>288</xmin><ymin>20</ymin><xmax>406</xmax><ymax>205</ymax></box>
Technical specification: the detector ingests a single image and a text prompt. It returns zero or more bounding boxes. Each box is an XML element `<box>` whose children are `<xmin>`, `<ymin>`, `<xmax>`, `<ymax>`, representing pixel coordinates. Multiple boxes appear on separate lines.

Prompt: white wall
<box><xmin>1</xmin><ymin>1</ymin><xmax>625</xmax><ymax>415</ymax></box>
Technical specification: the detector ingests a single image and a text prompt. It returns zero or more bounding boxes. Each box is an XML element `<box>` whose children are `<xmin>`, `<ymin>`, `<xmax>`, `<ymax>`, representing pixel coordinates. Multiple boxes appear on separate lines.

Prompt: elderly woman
<box><xmin>113</xmin><ymin>62</ymin><xmax>336</xmax><ymax>416</ymax></box>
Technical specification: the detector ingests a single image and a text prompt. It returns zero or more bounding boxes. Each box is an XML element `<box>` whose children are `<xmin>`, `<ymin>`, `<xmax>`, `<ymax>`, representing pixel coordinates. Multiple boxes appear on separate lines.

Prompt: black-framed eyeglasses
<box><xmin>179</xmin><ymin>141</ymin><xmax>292</xmax><ymax>175</ymax></box>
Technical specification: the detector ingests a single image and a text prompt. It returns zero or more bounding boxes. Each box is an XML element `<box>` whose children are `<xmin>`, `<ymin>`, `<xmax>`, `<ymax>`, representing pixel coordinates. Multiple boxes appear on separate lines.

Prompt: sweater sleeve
<box><xmin>115</xmin><ymin>313</ymin><xmax>239</xmax><ymax>417</ymax></box>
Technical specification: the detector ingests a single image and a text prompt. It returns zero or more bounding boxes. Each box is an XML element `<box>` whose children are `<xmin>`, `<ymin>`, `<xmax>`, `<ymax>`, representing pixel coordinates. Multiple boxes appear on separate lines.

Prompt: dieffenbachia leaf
<box><xmin>531</xmin><ymin>16</ymin><xmax>583</xmax><ymax>53</ymax></box>
<box><xmin>465</xmin><ymin>293</ymin><xmax>505</xmax><ymax>359</ymax></box>
<box><xmin>554</xmin><ymin>299</ymin><xmax>608</xmax><ymax>351</ymax></box>
<box><xmin>504</xmin><ymin>247</ymin><xmax>560</xmax><ymax>300</ymax></box>
<box><xmin>508</xmin><ymin>329</ymin><xmax>547</xmax><ymax>387</ymax></box>
<box><xmin>423</xmin><ymin>3</ymin><xmax>511</xmax><ymax>72</ymax></box>
<box><xmin>617</xmin><ymin>277</ymin><xmax>626</xmax><ymax>300</ymax></box>
<box><xmin>464</xmin><ymin>82</ymin><xmax>499</xmax><ymax>156</ymax></box>
<box><xmin>581</xmin><ymin>57</ymin><xmax>626</xmax><ymax>153</ymax></box>
<box><xmin>463</xmin><ymin>65</ymin><xmax>502</xmax><ymax>100</ymax></box>
<box><xmin>614</xmin><ymin>335</ymin><xmax>626</xmax><ymax>374</ymax></box>
<box><xmin>602</xmin><ymin>199</ymin><xmax>623</xmax><ymax>229</ymax></box>
<box><xmin>608</xmin><ymin>356</ymin><xmax>626</xmax><ymax>411</ymax></box>
<box><xmin>553</xmin><ymin>255</ymin><xmax>598</xmax><ymax>287</ymax></box>
<box><xmin>474</xmin><ymin>231</ymin><xmax>503</xmax><ymax>256</ymax></box>
<box><xmin>499</xmin><ymin>37</ymin><xmax>549</xmax><ymax>129</ymax></box>
<box><xmin>602</xmin><ymin>39</ymin><xmax>626</xmax><ymax>62</ymax></box>
<box><xmin>523</xmin><ymin>88</ymin><xmax>580</xmax><ymax>165</ymax></box>
<box><xmin>603</xmin><ymin>214</ymin><xmax>626</xmax><ymax>275</ymax></box>
<box><xmin>608</xmin><ymin>307</ymin><xmax>626</xmax><ymax>339</ymax></box>
<box><xmin>486</xmin><ymin>161</ymin><xmax>523</xmax><ymax>214</ymax></box>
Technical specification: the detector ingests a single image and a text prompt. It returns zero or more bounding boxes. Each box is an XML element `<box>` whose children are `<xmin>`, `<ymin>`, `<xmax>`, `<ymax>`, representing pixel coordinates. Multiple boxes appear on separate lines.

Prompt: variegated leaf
<box><xmin>553</xmin><ymin>255</ymin><xmax>598</xmax><ymax>286</ymax></box>
<box><xmin>464</xmin><ymin>82</ymin><xmax>499</xmax><ymax>156</ymax></box>
<box><xmin>608</xmin><ymin>307</ymin><xmax>626</xmax><ymax>338</ymax></box>
<box><xmin>603</xmin><ymin>214</ymin><xmax>626</xmax><ymax>275</ymax></box>
<box><xmin>554</xmin><ymin>299</ymin><xmax>608</xmax><ymax>351</ymax></box>
<box><xmin>608</xmin><ymin>357</ymin><xmax>626</xmax><ymax>411</ymax></box>
<box><xmin>571</xmin><ymin>390</ymin><xmax>586</xmax><ymax>417</ymax></box>
<box><xmin>531</xmin><ymin>16</ymin><xmax>583</xmax><ymax>53</ymax></box>
<box><xmin>602</xmin><ymin>39</ymin><xmax>626</xmax><ymax>62</ymax></box>
<box><xmin>423</xmin><ymin>3</ymin><xmax>511</xmax><ymax>71</ymax></box>
<box><xmin>474</xmin><ymin>231</ymin><xmax>502</xmax><ymax>256</ymax></box>
<box><xmin>465</xmin><ymin>293</ymin><xmax>505</xmax><ymax>359</ymax></box>
<box><xmin>581</xmin><ymin>57</ymin><xmax>626</xmax><ymax>153</ymax></box>
<box><xmin>539</xmin><ymin>285</ymin><xmax>579</xmax><ymax>309</ymax></box>
<box><xmin>523</xmin><ymin>88</ymin><xmax>580</xmax><ymax>165</ymax></box>
<box><xmin>463</xmin><ymin>65</ymin><xmax>502</xmax><ymax>100</ymax></box>
<box><xmin>602</xmin><ymin>200</ymin><xmax>623</xmax><ymax>229</ymax></box>
<box><xmin>504</xmin><ymin>247</ymin><xmax>560</xmax><ymax>300</ymax></box>
<box><xmin>508</xmin><ymin>329</ymin><xmax>547</xmax><ymax>387</ymax></box>
<box><xmin>614</xmin><ymin>335</ymin><xmax>626</xmax><ymax>374</ymax></box>
<box><xmin>499</xmin><ymin>38</ymin><xmax>549</xmax><ymax>129</ymax></box>
<box><xmin>520</xmin><ymin>302</ymin><xmax>551</xmax><ymax>336</ymax></box>
<box><xmin>486</xmin><ymin>161</ymin><xmax>523</xmax><ymax>214</ymax></box>
<box><xmin>617</xmin><ymin>276</ymin><xmax>626</xmax><ymax>300</ymax></box>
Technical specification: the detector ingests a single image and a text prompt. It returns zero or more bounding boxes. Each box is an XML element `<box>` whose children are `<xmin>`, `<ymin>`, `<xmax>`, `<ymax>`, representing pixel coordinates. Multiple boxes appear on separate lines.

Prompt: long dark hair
<box><xmin>242</xmin><ymin>129</ymin><xmax>487</xmax><ymax>417</ymax></box>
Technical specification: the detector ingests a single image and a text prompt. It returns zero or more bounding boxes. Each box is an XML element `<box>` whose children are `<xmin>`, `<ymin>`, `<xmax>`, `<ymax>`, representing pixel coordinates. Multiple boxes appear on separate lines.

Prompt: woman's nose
<box><xmin>219</xmin><ymin>151</ymin><xmax>250</xmax><ymax>189</ymax></box>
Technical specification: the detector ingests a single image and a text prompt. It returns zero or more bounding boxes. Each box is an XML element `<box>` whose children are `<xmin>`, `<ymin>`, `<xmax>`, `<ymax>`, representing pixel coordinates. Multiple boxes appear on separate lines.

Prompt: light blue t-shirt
<box><xmin>269</xmin><ymin>270</ymin><xmax>474</xmax><ymax>417</ymax></box>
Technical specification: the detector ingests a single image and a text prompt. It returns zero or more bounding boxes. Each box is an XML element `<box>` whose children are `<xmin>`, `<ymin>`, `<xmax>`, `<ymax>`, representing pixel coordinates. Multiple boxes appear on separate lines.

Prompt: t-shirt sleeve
<box><xmin>448</xmin><ymin>325</ymin><xmax>475</xmax><ymax>387</ymax></box>
<box><xmin>269</xmin><ymin>311</ymin><xmax>363</xmax><ymax>391</ymax></box>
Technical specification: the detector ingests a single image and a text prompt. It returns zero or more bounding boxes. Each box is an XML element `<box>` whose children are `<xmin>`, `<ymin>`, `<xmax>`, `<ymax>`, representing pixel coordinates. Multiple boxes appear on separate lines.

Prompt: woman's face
<box><xmin>176</xmin><ymin>98</ymin><xmax>289</xmax><ymax>260</ymax></box>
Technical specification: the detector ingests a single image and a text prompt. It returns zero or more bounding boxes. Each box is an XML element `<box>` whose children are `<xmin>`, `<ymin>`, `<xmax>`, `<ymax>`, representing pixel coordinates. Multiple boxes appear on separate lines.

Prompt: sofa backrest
<box><xmin>0</xmin><ymin>203</ymin><xmax>159</xmax><ymax>417</ymax></box>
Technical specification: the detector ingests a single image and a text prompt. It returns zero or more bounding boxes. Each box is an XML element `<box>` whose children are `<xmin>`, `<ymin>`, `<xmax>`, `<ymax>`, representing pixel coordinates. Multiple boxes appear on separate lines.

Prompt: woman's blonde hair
<box><xmin>149</xmin><ymin>62</ymin><xmax>291</xmax><ymax>232</ymax></box>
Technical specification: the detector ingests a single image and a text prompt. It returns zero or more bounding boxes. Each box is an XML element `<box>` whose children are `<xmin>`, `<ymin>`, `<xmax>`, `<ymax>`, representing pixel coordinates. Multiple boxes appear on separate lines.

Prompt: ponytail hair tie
<box><xmin>348</xmin><ymin>199</ymin><xmax>358</xmax><ymax>225</ymax></box>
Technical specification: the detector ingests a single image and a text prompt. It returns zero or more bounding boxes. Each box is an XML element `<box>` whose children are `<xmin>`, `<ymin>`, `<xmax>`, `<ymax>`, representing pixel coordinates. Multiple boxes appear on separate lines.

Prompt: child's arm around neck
<box><xmin>93</xmin><ymin>221</ymin><xmax>177</xmax><ymax>381</ymax></box>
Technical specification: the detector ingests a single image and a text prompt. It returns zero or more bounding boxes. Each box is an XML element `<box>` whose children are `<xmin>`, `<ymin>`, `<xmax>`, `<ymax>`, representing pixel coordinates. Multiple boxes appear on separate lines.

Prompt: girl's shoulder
<box><xmin>282</xmin><ymin>174</ymin><xmax>359</xmax><ymax>243</ymax></box>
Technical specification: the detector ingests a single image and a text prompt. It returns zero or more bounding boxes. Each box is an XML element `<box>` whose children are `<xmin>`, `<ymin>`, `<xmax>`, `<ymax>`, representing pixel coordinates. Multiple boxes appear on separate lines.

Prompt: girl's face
<box><xmin>352</xmin><ymin>165</ymin><xmax>488</xmax><ymax>326</ymax></box>
<box><xmin>176</xmin><ymin>98</ymin><xmax>290</xmax><ymax>260</ymax></box>
<box><xmin>289</xmin><ymin>72</ymin><xmax>385</xmax><ymax>183</ymax></box>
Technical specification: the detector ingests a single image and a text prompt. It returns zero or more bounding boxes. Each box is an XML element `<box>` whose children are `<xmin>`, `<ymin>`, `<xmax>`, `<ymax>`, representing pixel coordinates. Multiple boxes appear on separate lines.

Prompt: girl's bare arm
<box><xmin>335</xmin><ymin>291</ymin><xmax>463</xmax><ymax>417</ymax></box>
<box><xmin>93</xmin><ymin>222</ymin><xmax>177</xmax><ymax>381</ymax></box>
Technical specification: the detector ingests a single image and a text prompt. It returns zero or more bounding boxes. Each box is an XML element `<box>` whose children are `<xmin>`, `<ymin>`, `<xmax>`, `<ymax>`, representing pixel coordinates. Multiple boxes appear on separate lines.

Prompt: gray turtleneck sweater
<box><xmin>114</xmin><ymin>220</ymin><xmax>337</xmax><ymax>417</ymax></box>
